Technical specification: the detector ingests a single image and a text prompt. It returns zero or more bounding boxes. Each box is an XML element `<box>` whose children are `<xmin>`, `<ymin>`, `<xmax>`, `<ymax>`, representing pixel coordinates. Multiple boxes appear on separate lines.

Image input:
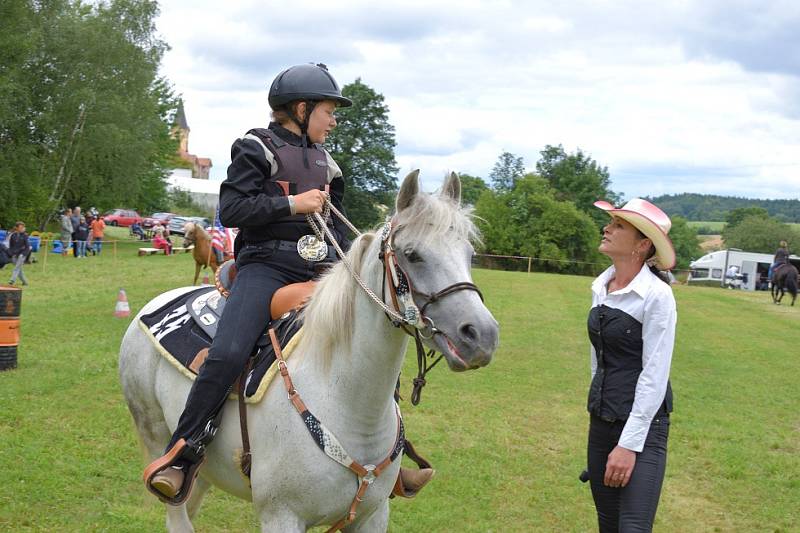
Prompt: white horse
<box><xmin>119</xmin><ymin>171</ymin><xmax>500</xmax><ymax>532</ymax></box>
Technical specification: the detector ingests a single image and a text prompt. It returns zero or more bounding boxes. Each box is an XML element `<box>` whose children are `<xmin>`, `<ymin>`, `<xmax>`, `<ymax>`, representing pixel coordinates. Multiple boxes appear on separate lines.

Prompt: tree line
<box><xmin>1</xmin><ymin>0</ymin><xmax>178</xmax><ymax>230</ymax></box>
<box><xmin>649</xmin><ymin>193</ymin><xmax>800</xmax><ymax>223</ymax></box>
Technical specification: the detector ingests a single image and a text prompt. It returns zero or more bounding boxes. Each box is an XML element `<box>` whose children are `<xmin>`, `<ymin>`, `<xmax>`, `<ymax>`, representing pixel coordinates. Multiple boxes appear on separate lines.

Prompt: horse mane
<box><xmin>395</xmin><ymin>190</ymin><xmax>480</xmax><ymax>248</ymax></box>
<box><xmin>184</xmin><ymin>222</ymin><xmax>209</xmax><ymax>243</ymax></box>
<box><xmin>296</xmin><ymin>191</ymin><xmax>479</xmax><ymax>369</ymax></box>
<box><xmin>296</xmin><ymin>232</ymin><xmax>376</xmax><ymax>369</ymax></box>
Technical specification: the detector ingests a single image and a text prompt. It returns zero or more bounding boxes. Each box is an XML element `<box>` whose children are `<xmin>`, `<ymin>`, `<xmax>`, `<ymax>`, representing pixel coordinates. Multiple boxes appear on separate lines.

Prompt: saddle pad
<box><xmin>138</xmin><ymin>288</ymin><xmax>304</xmax><ymax>403</ymax></box>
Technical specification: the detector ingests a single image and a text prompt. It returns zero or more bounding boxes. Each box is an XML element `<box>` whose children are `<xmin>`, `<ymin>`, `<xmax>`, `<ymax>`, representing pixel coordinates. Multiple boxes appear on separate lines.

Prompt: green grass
<box><xmin>1</xmin><ymin>243</ymin><xmax>799</xmax><ymax>531</ymax></box>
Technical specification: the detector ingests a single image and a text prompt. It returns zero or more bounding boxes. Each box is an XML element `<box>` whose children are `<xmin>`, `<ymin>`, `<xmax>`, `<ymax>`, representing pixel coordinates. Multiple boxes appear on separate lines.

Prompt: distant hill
<box><xmin>647</xmin><ymin>193</ymin><xmax>800</xmax><ymax>222</ymax></box>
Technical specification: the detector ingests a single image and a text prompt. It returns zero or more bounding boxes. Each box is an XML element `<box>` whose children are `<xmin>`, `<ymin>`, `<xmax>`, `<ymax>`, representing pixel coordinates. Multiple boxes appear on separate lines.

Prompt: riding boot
<box><xmin>397</xmin><ymin>467</ymin><xmax>435</xmax><ymax>497</ymax></box>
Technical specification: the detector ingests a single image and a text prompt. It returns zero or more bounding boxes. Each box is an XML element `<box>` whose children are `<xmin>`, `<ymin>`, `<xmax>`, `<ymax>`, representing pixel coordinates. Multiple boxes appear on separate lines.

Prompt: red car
<box><xmin>103</xmin><ymin>209</ymin><xmax>143</xmax><ymax>227</ymax></box>
<box><xmin>142</xmin><ymin>212</ymin><xmax>176</xmax><ymax>229</ymax></box>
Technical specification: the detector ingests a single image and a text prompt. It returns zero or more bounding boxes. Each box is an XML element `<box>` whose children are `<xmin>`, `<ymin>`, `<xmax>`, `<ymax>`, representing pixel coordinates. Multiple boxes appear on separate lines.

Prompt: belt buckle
<box><xmin>297</xmin><ymin>235</ymin><xmax>328</xmax><ymax>262</ymax></box>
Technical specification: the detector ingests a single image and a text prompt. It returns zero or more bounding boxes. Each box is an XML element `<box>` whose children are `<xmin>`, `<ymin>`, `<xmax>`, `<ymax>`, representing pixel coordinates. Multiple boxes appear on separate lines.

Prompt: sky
<box><xmin>155</xmin><ymin>0</ymin><xmax>800</xmax><ymax>200</ymax></box>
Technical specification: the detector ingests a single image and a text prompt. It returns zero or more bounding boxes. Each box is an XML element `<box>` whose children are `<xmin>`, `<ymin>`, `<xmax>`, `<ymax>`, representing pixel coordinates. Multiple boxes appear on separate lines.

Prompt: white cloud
<box><xmin>156</xmin><ymin>0</ymin><xmax>800</xmax><ymax>200</ymax></box>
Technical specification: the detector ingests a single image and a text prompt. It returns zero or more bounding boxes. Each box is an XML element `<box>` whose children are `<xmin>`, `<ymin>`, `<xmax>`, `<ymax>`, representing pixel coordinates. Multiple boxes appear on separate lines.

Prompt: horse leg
<box><xmin>343</xmin><ymin>500</ymin><xmax>389</xmax><ymax>533</ymax></box>
<box><xmin>194</xmin><ymin>262</ymin><xmax>201</xmax><ymax>285</ymax></box>
<box><xmin>185</xmin><ymin>476</ymin><xmax>211</xmax><ymax>521</ymax></box>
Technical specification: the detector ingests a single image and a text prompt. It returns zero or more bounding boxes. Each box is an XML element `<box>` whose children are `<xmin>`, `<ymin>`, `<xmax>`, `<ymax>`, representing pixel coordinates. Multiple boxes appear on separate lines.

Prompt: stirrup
<box><xmin>143</xmin><ymin>439</ymin><xmax>205</xmax><ymax>505</ymax></box>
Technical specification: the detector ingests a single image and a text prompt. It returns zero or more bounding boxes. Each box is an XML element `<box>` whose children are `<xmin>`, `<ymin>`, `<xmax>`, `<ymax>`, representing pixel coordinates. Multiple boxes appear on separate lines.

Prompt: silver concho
<box><xmin>297</xmin><ymin>235</ymin><xmax>328</xmax><ymax>262</ymax></box>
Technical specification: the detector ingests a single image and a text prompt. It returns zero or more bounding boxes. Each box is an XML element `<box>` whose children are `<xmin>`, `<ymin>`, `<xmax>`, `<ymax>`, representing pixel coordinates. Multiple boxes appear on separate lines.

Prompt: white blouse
<box><xmin>590</xmin><ymin>264</ymin><xmax>677</xmax><ymax>452</ymax></box>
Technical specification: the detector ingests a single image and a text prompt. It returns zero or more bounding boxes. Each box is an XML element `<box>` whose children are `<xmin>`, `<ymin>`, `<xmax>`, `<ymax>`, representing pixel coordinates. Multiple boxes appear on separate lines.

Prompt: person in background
<box><xmin>152</xmin><ymin>226</ymin><xmax>172</xmax><ymax>255</ymax></box>
<box><xmin>130</xmin><ymin>221</ymin><xmax>146</xmax><ymax>240</ymax></box>
<box><xmin>70</xmin><ymin>206</ymin><xmax>81</xmax><ymax>259</ymax></box>
<box><xmin>90</xmin><ymin>215</ymin><xmax>106</xmax><ymax>255</ymax></box>
<box><xmin>8</xmin><ymin>221</ymin><xmax>31</xmax><ymax>286</ymax></box>
<box><xmin>585</xmin><ymin>198</ymin><xmax>678</xmax><ymax>533</ymax></box>
<box><xmin>74</xmin><ymin>216</ymin><xmax>90</xmax><ymax>258</ymax></box>
<box><xmin>60</xmin><ymin>208</ymin><xmax>73</xmax><ymax>256</ymax></box>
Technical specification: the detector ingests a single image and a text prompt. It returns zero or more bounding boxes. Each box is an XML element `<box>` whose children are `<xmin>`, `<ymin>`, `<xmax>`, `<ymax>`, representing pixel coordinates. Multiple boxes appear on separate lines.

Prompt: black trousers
<box><xmin>588</xmin><ymin>415</ymin><xmax>670</xmax><ymax>533</ymax></box>
<box><xmin>167</xmin><ymin>244</ymin><xmax>320</xmax><ymax>450</ymax></box>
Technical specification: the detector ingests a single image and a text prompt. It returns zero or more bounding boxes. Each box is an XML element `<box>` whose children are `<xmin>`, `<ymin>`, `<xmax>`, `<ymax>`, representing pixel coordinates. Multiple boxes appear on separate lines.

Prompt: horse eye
<box><xmin>403</xmin><ymin>248</ymin><xmax>422</xmax><ymax>263</ymax></box>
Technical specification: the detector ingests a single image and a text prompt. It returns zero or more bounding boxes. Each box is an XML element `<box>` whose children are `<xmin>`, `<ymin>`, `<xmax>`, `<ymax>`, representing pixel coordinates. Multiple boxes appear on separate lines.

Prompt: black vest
<box><xmin>247</xmin><ymin>127</ymin><xmax>335</xmax><ymax>230</ymax></box>
<box><xmin>587</xmin><ymin>305</ymin><xmax>672</xmax><ymax>421</ymax></box>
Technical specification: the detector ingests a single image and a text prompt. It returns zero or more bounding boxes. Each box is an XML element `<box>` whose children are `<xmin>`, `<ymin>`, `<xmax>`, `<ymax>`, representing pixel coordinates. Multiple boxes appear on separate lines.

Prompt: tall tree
<box><xmin>722</xmin><ymin>215</ymin><xmax>800</xmax><ymax>254</ymax></box>
<box><xmin>725</xmin><ymin>207</ymin><xmax>769</xmax><ymax>229</ymax></box>
<box><xmin>326</xmin><ymin>78</ymin><xmax>398</xmax><ymax>230</ymax></box>
<box><xmin>474</xmin><ymin>174</ymin><xmax>604</xmax><ymax>274</ymax></box>
<box><xmin>0</xmin><ymin>0</ymin><xmax>177</xmax><ymax>228</ymax></box>
<box><xmin>457</xmin><ymin>173</ymin><xmax>489</xmax><ymax>206</ymax></box>
<box><xmin>535</xmin><ymin>144</ymin><xmax>620</xmax><ymax>229</ymax></box>
<box><xmin>489</xmin><ymin>152</ymin><xmax>525</xmax><ymax>191</ymax></box>
<box><xmin>667</xmin><ymin>216</ymin><xmax>702</xmax><ymax>269</ymax></box>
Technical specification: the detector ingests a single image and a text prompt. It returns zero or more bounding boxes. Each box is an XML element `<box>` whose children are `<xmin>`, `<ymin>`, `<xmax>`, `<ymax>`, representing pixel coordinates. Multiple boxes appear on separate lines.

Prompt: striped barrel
<box><xmin>0</xmin><ymin>286</ymin><xmax>22</xmax><ymax>371</ymax></box>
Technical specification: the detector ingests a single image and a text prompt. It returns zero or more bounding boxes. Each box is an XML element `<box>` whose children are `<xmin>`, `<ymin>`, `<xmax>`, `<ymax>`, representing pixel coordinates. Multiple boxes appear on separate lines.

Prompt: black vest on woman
<box><xmin>587</xmin><ymin>305</ymin><xmax>672</xmax><ymax>422</ymax></box>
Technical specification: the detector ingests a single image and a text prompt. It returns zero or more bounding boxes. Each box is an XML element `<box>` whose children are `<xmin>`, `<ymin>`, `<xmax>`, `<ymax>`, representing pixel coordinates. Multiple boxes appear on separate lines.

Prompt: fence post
<box><xmin>528</xmin><ymin>256</ymin><xmax>532</xmax><ymax>273</ymax></box>
<box><xmin>113</xmin><ymin>240</ymin><xmax>117</xmax><ymax>264</ymax></box>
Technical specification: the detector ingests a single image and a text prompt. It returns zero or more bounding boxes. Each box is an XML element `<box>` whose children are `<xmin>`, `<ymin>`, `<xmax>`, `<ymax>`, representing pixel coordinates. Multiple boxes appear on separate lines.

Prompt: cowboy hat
<box><xmin>594</xmin><ymin>198</ymin><xmax>676</xmax><ymax>271</ymax></box>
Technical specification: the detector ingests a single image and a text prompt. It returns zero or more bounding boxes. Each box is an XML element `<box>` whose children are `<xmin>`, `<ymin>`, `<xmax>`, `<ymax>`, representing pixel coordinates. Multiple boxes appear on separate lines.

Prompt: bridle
<box><xmin>377</xmin><ymin>218</ymin><xmax>484</xmax><ymax>403</ymax></box>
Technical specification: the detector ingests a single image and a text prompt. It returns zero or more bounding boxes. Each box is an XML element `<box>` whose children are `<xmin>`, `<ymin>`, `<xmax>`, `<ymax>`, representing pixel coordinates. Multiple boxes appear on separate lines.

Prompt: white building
<box><xmin>166</xmin><ymin>168</ymin><xmax>221</xmax><ymax>211</ymax></box>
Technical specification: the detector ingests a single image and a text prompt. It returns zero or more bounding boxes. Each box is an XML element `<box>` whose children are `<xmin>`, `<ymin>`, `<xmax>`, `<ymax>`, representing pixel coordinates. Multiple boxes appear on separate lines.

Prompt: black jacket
<box><xmin>8</xmin><ymin>232</ymin><xmax>30</xmax><ymax>257</ymax></box>
<box><xmin>219</xmin><ymin>123</ymin><xmax>350</xmax><ymax>249</ymax></box>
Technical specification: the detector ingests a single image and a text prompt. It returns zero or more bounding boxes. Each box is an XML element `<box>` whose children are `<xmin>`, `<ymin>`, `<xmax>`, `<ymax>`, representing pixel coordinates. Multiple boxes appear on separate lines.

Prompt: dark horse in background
<box><xmin>771</xmin><ymin>263</ymin><xmax>798</xmax><ymax>306</ymax></box>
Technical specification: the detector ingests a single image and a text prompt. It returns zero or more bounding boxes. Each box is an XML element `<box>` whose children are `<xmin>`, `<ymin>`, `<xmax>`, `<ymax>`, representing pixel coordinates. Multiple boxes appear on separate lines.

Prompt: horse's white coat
<box><xmin>119</xmin><ymin>172</ymin><xmax>499</xmax><ymax>532</ymax></box>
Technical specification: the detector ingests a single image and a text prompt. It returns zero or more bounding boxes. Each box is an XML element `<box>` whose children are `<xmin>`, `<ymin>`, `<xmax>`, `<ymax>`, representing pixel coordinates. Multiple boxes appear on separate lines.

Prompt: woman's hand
<box><xmin>604</xmin><ymin>446</ymin><xmax>636</xmax><ymax>488</ymax></box>
<box><xmin>292</xmin><ymin>189</ymin><xmax>328</xmax><ymax>214</ymax></box>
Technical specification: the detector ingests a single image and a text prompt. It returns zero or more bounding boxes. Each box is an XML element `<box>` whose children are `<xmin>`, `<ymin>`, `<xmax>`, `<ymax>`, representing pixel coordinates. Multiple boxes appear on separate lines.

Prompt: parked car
<box><xmin>167</xmin><ymin>216</ymin><xmax>190</xmax><ymax>235</ymax></box>
<box><xmin>103</xmin><ymin>209</ymin><xmax>142</xmax><ymax>227</ymax></box>
<box><xmin>168</xmin><ymin>215</ymin><xmax>214</xmax><ymax>236</ymax></box>
<box><xmin>142</xmin><ymin>212</ymin><xmax>176</xmax><ymax>229</ymax></box>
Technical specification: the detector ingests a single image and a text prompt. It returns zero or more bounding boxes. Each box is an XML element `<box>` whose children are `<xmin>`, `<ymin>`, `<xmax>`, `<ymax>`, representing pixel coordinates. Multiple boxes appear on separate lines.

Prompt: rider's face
<box><xmin>306</xmin><ymin>100</ymin><xmax>337</xmax><ymax>144</ymax></box>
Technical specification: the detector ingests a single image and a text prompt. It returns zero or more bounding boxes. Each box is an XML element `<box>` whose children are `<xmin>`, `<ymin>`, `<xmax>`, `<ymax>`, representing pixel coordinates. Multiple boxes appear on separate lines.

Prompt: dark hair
<box><xmin>636</xmin><ymin>230</ymin><xmax>671</xmax><ymax>285</ymax></box>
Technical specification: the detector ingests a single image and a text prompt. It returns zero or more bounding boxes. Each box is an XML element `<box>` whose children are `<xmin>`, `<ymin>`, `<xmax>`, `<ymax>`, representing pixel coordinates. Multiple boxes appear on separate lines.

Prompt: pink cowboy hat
<box><xmin>594</xmin><ymin>198</ymin><xmax>676</xmax><ymax>271</ymax></box>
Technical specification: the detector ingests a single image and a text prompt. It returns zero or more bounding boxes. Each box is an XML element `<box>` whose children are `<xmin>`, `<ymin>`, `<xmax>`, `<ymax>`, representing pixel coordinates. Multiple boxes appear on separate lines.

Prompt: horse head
<box><xmin>183</xmin><ymin>222</ymin><xmax>196</xmax><ymax>243</ymax></box>
<box><xmin>390</xmin><ymin>170</ymin><xmax>499</xmax><ymax>371</ymax></box>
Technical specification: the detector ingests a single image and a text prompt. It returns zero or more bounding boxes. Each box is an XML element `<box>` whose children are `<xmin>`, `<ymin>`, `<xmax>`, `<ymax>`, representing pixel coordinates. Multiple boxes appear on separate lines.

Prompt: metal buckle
<box><xmin>362</xmin><ymin>464</ymin><xmax>377</xmax><ymax>485</ymax></box>
<box><xmin>417</xmin><ymin>316</ymin><xmax>437</xmax><ymax>339</ymax></box>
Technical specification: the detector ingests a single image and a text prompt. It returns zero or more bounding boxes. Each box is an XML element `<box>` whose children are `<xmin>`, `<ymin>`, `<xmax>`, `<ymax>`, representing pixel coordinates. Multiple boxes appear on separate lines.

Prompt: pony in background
<box><xmin>183</xmin><ymin>222</ymin><xmax>220</xmax><ymax>285</ymax></box>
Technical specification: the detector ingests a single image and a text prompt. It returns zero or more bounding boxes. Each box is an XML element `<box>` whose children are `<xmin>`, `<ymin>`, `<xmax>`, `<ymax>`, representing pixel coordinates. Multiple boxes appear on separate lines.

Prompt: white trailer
<box><xmin>688</xmin><ymin>249</ymin><xmax>800</xmax><ymax>291</ymax></box>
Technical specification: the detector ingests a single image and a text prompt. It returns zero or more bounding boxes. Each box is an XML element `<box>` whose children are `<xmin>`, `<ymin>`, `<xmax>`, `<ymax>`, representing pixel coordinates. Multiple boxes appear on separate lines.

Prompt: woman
<box><xmin>586</xmin><ymin>198</ymin><xmax>677</xmax><ymax>532</ymax></box>
<box><xmin>7</xmin><ymin>222</ymin><xmax>31</xmax><ymax>286</ymax></box>
<box><xmin>152</xmin><ymin>226</ymin><xmax>172</xmax><ymax>255</ymax></box>
<box><xmin>74</xmin><ymin>216</ymin><xmax>90</xmax><ymax>258</ymax></box>
<box><xmin>145</xmin><ymin>63</ymin><xmax>355</xmax><ymax>502</ymax></box>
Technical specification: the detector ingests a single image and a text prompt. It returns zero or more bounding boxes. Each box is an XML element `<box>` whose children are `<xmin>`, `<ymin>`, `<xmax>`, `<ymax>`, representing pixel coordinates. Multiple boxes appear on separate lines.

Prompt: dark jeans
<box><xmin>588</xmin><ymin>415</ymin><xmax>670</xmax><ymax>533</ymax></box>
<box><xmin>167</xmin><ymin>245</ymin><xmax>319</xmax><ymax>450</ymax></box>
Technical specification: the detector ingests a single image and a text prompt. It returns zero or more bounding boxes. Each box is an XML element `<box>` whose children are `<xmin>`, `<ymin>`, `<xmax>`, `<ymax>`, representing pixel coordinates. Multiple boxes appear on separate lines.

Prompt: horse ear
<box><xmin>442</xmin><ymin>171</ymin><xmax>461</xmax><ymax>204</ymax></box>
<box><xmin>396</xmin><ymin>169</ymin><xmax>420</xmax><ymax>212</ymax></box>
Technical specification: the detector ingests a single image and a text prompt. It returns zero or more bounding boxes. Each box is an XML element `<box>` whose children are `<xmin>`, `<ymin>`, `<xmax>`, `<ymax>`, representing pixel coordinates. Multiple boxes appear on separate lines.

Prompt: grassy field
<box><xmin>1</xmin><ymin>232</ymin><xmax>799</xmax><ymax>532</ymax></box>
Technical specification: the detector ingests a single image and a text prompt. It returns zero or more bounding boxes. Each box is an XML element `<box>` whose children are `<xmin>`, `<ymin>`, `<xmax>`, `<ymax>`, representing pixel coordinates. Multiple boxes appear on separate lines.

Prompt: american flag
<box><xmin>210</xmin><ymin>205</ymin><xmax>236</xmax><ymax>257</ymax></box>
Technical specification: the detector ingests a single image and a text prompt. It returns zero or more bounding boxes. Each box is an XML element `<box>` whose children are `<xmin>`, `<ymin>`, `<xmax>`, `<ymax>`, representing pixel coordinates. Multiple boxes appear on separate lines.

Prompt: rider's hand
<box><xmin>292</xmin><ymin>189</ymin><xmax>328</xmax><ymax>214</ymax></box>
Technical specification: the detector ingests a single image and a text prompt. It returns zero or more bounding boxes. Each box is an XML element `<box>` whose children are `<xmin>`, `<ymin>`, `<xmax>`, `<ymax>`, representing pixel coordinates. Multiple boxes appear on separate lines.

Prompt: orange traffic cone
<box><xmin>202</xmin><ymin>274</ymin><xmax>210</xmax><ymax>285</ymax></box>
<box><xmin>115</xmin><ymin>288</ymin><xmax>131</xmax><ymax>318</ymax></box>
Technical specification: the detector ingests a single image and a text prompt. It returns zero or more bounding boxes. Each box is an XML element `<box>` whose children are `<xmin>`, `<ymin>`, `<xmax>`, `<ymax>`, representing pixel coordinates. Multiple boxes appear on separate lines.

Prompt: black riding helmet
<box><xmin>268</xmin><ymin>63</ymin><xmax>351</xmax><ymax>167</ymax></box>
<box><xmin>268</xmin><ymin>63</ymin><xmax>352</xmax><ymax>109</ymax></box>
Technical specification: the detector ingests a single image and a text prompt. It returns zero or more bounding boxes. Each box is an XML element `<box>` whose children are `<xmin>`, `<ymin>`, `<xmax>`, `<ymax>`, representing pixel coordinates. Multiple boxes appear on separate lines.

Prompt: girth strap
<box><xmin>268</xmin><ymin>328</ymin><xmax>404</xmax><ymax>532</ymax></box>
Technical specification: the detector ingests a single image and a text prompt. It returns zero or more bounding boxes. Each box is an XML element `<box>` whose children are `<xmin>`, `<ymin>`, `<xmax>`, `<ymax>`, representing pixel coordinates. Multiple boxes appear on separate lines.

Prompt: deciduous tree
<box><xmin>326</xmin><ymin>78</ymin><xmax>398</xmax><ymax>230</ymax></box>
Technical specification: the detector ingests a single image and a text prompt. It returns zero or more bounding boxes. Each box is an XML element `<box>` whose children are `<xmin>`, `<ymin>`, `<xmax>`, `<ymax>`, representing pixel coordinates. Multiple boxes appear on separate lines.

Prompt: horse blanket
<box><xmin>138</xmin><ymin>287</ymin><xmax>303</xmax><ymax>403</ymax></box>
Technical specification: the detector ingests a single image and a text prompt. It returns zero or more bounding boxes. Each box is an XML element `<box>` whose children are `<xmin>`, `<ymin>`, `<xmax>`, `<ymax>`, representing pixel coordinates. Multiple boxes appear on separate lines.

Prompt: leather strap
<box><xmin>268</xmin><ymin>328</ymin><xmax>403</xmax><ymax>532</ymax></box>
<box><xmin>238</xmin><ymin>358</ymin><xmax>254</xmax><ymax>479</ymax></box>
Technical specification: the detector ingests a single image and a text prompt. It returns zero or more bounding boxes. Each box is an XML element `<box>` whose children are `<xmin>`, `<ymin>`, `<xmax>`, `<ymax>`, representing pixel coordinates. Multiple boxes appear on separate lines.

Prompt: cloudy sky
<box><xmin>155</xmin><ymin>0</ymin><xmax>800</xmax><ymax>200</ymax></box>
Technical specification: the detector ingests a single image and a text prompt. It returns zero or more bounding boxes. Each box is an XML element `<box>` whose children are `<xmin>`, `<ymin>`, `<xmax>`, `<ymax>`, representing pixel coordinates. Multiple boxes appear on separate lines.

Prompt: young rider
<box><xmin>145</xmin><ymin>63</ymin><xmax>432</xmax><ymax>502</ymax></box>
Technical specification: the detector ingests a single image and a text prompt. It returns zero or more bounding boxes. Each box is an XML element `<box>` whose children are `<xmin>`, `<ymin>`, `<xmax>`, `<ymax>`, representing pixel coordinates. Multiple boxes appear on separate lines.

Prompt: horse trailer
<box><xmin>688</xmin><ymin>249</ymin><xmax>800</xmax><ymax>290</ymax></box>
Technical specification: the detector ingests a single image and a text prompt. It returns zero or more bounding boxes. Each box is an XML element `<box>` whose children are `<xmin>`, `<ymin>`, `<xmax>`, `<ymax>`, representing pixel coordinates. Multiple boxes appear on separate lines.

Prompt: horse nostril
<box><xmin>459</xmin><ymin>323</ymin><xmax>479</xmax><ymax>344</ymax></box>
